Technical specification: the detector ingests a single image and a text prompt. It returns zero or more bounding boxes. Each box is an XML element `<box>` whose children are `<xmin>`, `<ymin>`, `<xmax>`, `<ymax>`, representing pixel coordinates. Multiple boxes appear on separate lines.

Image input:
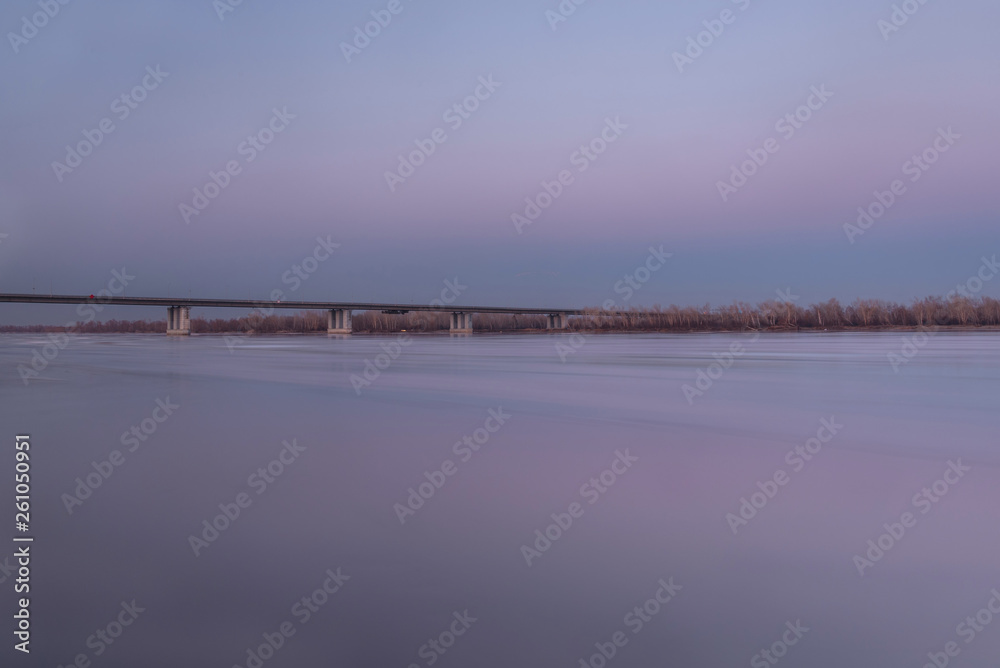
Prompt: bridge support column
<box><xmin>327</xmin><ymin>309</ymin><xmax>352</xmax><ymax>334</ymax></box>
<box><xmin>450</xmin><ymin>312</ymin><xmax>473</xmax><ymax>333</ymax></box>
<box><xmin>167</xmin><ymin>306</ymin><xmax>191</xmax><ymax>335</ymax></box>
<box><xmin>546</xmin><ymin>313</ymin><xmax>568</xmax><ymax>330</ymax></box>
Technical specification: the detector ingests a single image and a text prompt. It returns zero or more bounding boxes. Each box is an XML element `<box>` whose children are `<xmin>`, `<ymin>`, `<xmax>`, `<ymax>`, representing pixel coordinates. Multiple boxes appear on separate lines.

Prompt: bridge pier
<box><xmin>546</xmin><ymin>313</ymin><xmax>568</xmax><ymax>330</ymax></box>
<box><xmin>450</xmin><ymin>312</ymin><xmax>473</xmax><ymax>333</ymax></box>
<box><xmin>327</xmin><ymin>309</ymin><xmax>352</xmax><ymax>334</ymax></box>
<box><xmin>167</xmin><ymin>306</ymin><xmax>191</xmax><ymax>335</ymax></box>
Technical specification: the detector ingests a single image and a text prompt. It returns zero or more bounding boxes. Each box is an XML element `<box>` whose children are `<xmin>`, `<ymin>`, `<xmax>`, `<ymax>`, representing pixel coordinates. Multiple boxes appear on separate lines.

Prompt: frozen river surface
<box><xmin>1</xmin><ymin>331</ymin><xmax>998</xmax><ymax>667</ymax></box>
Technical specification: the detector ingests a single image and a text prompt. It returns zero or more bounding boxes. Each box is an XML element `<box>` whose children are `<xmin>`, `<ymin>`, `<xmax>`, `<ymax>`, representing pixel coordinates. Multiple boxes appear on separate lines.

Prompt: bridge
<box><xmin>0</xmin><ymin>293</ymin><xmax>582</xmax><ymax>334</ymax></box>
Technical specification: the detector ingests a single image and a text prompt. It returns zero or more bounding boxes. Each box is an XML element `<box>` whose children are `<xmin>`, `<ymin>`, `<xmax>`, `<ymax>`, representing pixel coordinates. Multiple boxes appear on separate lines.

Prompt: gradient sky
<box><xmin>1</xmin><ymin>0</ymin><xmax>998</xmax><ymax>323</ymax></box>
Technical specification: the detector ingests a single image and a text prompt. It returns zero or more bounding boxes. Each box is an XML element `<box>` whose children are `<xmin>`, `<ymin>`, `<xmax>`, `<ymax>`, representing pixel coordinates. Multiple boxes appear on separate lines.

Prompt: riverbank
<box><xmin>3</xmin><ymin>296</ymin><xmax>999</xmax><ymax>334</ymax></box>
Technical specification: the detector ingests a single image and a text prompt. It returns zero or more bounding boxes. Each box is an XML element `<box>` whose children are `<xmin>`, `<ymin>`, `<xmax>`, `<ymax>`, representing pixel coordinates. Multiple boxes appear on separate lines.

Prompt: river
<box><xmin>1</xmin><ymin>331</ymin><xmax>997</xmax><ymax>667</ymax></box>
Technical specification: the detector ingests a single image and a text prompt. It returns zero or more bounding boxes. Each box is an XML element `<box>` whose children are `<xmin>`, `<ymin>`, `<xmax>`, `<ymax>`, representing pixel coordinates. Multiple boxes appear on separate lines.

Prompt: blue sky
<box><xmin>1</xmin><ymin>0</ymin><xmax>998</xmax><ymax>323</ymax></box>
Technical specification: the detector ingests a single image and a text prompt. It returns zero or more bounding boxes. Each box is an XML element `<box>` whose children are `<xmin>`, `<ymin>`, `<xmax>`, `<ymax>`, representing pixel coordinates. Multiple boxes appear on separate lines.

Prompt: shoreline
<box><xmin>3</xmin><ymin>325</ymin><xmax>1000</xmax><ymax>336</ymax></box>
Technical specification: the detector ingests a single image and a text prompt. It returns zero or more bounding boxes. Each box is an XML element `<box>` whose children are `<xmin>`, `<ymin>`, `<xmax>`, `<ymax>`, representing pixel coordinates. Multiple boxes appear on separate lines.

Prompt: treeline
<box><xmin>0</xmin><ymin>319</ymin><xmax>168</xmax><ymax>333</ymax></box>
<box><xmin>2</xmin><ymin>296</ymin><xmax>1000</xmax><ymax>334</ymax></box>
<box><xmin>575</xmin><ymin>296</ymin><xmax>1000</xmax><ymax>332</ymax></box>
<box><xmin>350</xmin><ymin>311</ymin><xmax>548</xmax><ymax>332</ymax></box>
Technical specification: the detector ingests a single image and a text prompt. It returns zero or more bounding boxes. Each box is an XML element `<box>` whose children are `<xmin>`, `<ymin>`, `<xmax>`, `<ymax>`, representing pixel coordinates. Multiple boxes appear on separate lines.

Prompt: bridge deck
<box><xmin>0</xmin><ymin>294</ymin><xmax>587</xmax><ymax>316</ymax></box>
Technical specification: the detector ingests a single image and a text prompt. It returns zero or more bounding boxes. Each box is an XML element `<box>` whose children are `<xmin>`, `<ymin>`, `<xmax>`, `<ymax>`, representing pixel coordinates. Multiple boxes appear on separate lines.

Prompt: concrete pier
<box><xmin>450</xmin><ymin>312</ymin><xmax>473</xmax><ymax>333</ymax></box>
<box><xmin>0</xmin><ymin>293</ymin><xmax>586</xmax><ymax>338</ymax></box>
<box><xmin>167</xmin><ymin>306</ymin><xmax>191</xmax><ymax>335</ymax></box>
<box><xmin>546</xmin><ymin>313</ymin><xmax>568</xmax><ymax>329</ymax></box>
<box><xmin>327</xmin><ymin>309</ymin><xmax>352</xmax><ymax>334</ymax></box>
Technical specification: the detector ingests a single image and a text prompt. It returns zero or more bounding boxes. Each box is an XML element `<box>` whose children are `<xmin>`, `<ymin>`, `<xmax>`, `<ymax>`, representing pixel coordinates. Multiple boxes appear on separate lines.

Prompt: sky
<box><xmin>1</xmin><ymin>0</ymin><xmax>998</xmax><ymax>323</ymax></box>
